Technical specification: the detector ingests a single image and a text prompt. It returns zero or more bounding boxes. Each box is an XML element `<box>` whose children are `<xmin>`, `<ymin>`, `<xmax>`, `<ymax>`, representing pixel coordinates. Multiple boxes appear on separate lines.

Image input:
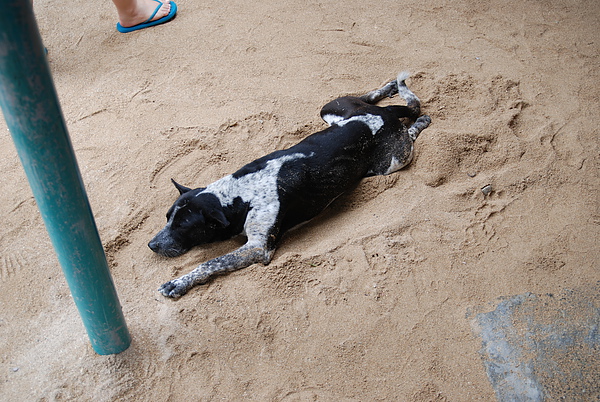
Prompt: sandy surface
<box><xmin>1</xmin><ymin>0</ymin><xmax>598</xmax><ymax>400</ymax></box>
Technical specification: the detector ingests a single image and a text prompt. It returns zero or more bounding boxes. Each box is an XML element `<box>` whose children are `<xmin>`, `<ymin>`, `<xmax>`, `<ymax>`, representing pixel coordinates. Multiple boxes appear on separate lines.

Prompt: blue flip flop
<box><xmin>116</xmin><ymin>0</ymin><xmax>177</xmax><ymax>33</ymax></box>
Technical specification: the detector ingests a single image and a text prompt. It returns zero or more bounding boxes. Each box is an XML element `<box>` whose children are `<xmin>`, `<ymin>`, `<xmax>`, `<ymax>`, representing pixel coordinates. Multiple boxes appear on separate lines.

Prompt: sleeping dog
<box><xmin>149</xmin><ymin>73</ymin><xmax>431</xmax><ymax>298</ymax></box>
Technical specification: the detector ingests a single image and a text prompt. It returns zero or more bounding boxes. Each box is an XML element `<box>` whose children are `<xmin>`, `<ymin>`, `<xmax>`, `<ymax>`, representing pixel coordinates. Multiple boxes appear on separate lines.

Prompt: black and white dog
<box><xmin>149</xmin><ymin>73</ymin><xmax>431</xmax><ymax>298</ymax></box>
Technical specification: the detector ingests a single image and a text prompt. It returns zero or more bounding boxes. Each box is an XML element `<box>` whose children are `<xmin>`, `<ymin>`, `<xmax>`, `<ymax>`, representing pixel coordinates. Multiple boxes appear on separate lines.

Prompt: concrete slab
<box><xmin>470</xmin><ymin>283</ymin><xmax>599</xmax><ymax>401</ymax></box>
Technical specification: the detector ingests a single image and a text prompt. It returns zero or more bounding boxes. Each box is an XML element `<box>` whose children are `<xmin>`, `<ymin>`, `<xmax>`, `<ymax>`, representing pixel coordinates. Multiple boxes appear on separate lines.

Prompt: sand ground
<box><xmin>1</xmin><ymin>0</ymin><xmax>598</xmax><ymax>400</ymax></box>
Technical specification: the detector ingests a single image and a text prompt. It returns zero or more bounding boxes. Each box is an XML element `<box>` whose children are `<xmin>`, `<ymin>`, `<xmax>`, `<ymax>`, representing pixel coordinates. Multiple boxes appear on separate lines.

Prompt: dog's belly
<box><xmin>276</xmin><ymin>154</ymin><xmax>373</xmax><ymax>232</ymax></box>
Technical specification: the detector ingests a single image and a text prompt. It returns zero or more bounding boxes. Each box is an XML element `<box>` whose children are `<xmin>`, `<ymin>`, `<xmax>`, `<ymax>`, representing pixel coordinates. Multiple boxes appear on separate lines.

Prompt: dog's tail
<box><xmin>396</xmin><ymin>71</ymin><xmax>421</xmax><ymax>118</ymax></box>
<box><xmin>397</xmin><ymin>71</ymin><xmax>410</xmax><ymax>84</ymax></box>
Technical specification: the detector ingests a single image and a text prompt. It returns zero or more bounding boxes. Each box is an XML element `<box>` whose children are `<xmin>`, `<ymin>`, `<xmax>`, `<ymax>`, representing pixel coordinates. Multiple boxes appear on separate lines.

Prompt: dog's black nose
<box><xmin>148</xmin><ymin>240</ymin><xmax>158</xmax><ymax>252</ymax></box>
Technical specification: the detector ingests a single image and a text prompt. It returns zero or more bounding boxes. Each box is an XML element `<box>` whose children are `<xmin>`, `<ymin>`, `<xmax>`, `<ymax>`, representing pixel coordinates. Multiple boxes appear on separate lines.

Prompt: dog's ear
<box><xmin>206</xmin><ymin>208</ymin><xmax>230</xmax><ymax>228</ymax></box>
<box><xmin>171</xmin><ymin>179</ymin><xmax>192</xmax><ymax>195</ymax></box>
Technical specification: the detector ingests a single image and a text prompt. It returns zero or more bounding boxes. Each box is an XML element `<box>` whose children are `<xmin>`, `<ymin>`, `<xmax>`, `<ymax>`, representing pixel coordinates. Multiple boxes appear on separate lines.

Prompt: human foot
<box><xmin>116</xmin><ymin>0</ymin><xmax>177</xmax><ymax>32</ymax></box>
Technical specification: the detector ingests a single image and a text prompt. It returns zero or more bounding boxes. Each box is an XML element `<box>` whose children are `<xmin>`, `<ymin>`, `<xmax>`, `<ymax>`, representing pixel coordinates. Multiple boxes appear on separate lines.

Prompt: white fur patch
<box><xmin>384</xmin><ymin>144</ymin><xmax>414</xmax><ymax>175</ymax></box>
<box><xmin>204</xmin><ymin>153</ymin><xmax>309</xmax><ymax>239</ymax></box>
<box><xmin>336</xmin><ymin>114</ymin><xmax>384</xmax><ymax>135</ymax></box>
<box><xmin>322</xmin><ymin>113</ymin><xmax>344</xmax><ymax>125</ymax></box>
<box><xmin>385</xmin><ymin>156</ymin><xmax>402</xmax><ymax>175</ymax></box>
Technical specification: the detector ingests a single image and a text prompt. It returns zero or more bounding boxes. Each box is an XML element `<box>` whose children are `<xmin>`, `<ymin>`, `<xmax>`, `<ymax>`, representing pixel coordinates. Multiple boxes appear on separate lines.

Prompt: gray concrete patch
<box><xmin>470</xmin><ymin>283</ymin><xmax>599</xmax><ymax>401</ymax></box>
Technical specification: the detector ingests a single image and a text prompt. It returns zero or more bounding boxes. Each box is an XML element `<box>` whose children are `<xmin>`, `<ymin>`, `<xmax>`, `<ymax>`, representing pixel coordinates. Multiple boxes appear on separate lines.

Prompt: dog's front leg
<box><xmin>158</xmin><ymin>240</ymin><xmax>274</xmax><ymax>298</ymax></box>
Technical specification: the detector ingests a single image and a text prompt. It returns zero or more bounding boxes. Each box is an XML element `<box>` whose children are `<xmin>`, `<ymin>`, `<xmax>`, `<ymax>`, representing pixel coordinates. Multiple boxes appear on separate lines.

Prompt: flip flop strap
<box><xmin>143</xmin><ymin>0</ymin><xmax>164</xmax><ymax>24</ymax></box>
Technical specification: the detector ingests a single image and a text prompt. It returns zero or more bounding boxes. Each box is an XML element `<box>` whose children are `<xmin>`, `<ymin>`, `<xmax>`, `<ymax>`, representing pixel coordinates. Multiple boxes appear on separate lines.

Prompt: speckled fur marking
<box><xmin>151</xmin><ymin>73</ymin><xmax>431</xmax><ymax>298</ymax></box>
<box><xmin>205</xmin><ymin>153</ymin><xmax>309</xmax><ymax>239</ymax></box>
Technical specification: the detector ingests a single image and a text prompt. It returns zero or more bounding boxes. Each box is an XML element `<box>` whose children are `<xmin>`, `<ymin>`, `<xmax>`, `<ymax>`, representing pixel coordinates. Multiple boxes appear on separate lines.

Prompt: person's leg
<box><xmin>112</xmin><ymin>0</ymin><xmax>171</xmax><ymax>28</ymax></box>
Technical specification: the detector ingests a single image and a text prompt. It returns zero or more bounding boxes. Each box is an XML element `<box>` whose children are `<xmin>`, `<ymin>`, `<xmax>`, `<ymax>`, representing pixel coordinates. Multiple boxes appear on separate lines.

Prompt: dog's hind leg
<box><xmin>321</xmin><ymin>73</ymin><xmax>412</xmax><ymax>125</ymax></box>
<box><xmin>359</xmin><ymin>78</ymin><xmax>399</xmax><ymax>104</ymax></box>
<box><xmin>389</xmin><ymin>72</ymin><xmax>422</xmax><ymax>119</ymax></box>
<box><xmin>360</xmin><ymin>72</ymin><xmax>422</xmax><ymax>119</ymax></box>
<box><xmin>408</xmin><ymin>115</ymin><xmax>432</xmax><ymax>141</ymax></box>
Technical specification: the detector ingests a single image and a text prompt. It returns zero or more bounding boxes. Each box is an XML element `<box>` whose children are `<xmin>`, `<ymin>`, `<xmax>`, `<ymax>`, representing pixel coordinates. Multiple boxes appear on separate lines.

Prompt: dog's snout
<box><xmin>148</xmin><ymin>232</ymin><xmax>188</xmax><ymax>257</ymax></box>
<box><xmin>148</xmin><ymin>240</ymin><xmax>159</xmax><ymax>252</ymax></box>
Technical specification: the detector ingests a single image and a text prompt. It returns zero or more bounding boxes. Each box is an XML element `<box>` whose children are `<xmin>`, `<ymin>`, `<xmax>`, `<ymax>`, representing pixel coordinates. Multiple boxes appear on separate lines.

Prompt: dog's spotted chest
<box><xmin>205</xmin><ymin>153</ymin><xmax>311</xmax><ymax>236</ymax></box>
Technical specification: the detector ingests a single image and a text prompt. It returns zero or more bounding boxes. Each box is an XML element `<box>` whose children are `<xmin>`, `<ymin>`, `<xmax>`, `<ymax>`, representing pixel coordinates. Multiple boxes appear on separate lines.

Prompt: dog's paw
<box><xmin>158</xmin><ymin>278</ymin><xmax>190</xmax><ymax>298</ymax></box>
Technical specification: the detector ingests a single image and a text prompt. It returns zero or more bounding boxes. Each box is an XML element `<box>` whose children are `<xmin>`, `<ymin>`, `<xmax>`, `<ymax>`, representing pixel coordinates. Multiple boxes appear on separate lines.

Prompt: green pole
<box><xmin>0</xmin><ymin>0</ymin><xmax>131</xmax><ymax>355</ymax></box>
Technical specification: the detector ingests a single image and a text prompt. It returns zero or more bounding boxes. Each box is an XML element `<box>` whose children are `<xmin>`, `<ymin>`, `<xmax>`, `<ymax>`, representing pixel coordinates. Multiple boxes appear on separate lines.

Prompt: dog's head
<box><xmin>148</xmin><ymin>179</ymin><xmax>230</xmax><ymax>257</ymax></box>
